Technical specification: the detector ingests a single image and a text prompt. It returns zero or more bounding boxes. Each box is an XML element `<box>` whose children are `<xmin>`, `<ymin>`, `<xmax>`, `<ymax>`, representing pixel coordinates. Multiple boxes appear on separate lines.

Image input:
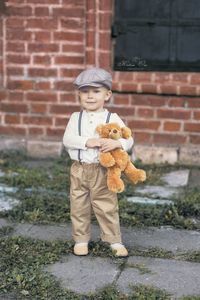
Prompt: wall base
<box><xmin>0</xmin><ymin>137</ymin><xmax>200</xmax><ymax>165</ymax></box>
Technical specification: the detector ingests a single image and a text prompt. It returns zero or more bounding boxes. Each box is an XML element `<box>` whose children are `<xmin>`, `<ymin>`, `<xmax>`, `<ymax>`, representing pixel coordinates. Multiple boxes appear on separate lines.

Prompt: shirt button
<box><xmin>90</xmin><ymin>121</ymin><xmax>93</xmax><ymax>124</ymax></box>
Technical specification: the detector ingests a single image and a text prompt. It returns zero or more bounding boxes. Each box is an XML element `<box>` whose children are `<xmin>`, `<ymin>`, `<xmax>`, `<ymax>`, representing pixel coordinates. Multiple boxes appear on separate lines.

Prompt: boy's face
<box><xmin>78</xmin><ymin>86</ymin><xmax>112</xmax><ymax>112</ymax></box>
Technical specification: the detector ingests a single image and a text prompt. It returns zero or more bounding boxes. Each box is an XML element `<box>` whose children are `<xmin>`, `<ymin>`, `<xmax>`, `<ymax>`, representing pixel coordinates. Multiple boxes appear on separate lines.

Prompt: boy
<box><xmin>63</xmin><ymin>67</ymin><xmax>133</xmax><ymax>257</ymax></box>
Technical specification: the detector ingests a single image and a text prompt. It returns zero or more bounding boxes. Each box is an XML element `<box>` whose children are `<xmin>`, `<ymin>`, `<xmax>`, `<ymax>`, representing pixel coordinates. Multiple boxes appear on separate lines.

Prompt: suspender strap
<box><xmin>78</xmin><ymin>110</ymin><xmax>83</xmax><ymax>161</ymax></box>
<box><xmin>106</xmin><ymin>111</ymin><xmax>111</xmax><ymax>123</ymax></box>
<box><xmin>77</xmin><ymin>111</ymin><xmax>111</xmax><ymax>161</ymax></box>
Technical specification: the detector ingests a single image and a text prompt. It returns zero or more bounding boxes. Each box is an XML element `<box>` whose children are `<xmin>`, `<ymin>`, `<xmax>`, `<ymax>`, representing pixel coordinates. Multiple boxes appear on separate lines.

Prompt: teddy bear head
<box><xmin>96</xmin><ymin>122</ymin><xmax>132</xmax><ymax>140</ymax></box>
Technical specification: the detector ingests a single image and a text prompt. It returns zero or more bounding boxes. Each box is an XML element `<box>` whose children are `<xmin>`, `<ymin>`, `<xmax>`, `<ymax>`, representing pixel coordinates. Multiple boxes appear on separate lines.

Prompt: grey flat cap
<box><xmin>74</xmin><ymin>67</ymin><xmax>112</xmax><ymax>89</ymax></box>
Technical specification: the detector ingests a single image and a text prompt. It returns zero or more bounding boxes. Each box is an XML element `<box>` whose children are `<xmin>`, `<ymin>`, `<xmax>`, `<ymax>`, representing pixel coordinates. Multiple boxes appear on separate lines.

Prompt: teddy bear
<box><xmin>96</xmin><ymin>122</ymin><xmax>146</xmax><ymax>193</ymax></box>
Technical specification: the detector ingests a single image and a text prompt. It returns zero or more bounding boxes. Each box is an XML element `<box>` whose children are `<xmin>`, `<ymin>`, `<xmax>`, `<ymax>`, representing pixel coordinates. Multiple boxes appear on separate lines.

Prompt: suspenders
<box><xmin>77</xmin><ymin>111</ymin><xmax>112</xmax><ymax>161</ymax></box>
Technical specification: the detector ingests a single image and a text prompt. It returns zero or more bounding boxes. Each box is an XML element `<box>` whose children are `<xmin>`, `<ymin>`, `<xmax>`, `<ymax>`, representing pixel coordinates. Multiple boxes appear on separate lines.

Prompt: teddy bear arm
<box><xmin>99</xmin><ymin>152</ymin><xmax>115</xmax><ymax>167</ymax></box>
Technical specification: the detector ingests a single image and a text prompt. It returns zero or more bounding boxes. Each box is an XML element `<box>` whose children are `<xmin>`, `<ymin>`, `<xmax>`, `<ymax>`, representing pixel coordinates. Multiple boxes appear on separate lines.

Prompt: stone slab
<box><xmin>0</xmin><ymin>193</ymin><xmax>19</xmax><ymax>211</ymax></box>
<box><xmin>161</xmin><ymin>169</ymin><xmax>190</xmax><ymax>187</ymax></box>
<box><xmin>12</xmin><ymin>223</ymin><xmax>200</xmax><ymax>254</ymax></box>
<box><xmin>135</xmin><ymin>185</ymin><xmax>180</xmax><ymax>199</ymax></box>
<box><xmin>27</xmin><ymin>141</ymin><xmax>62</xmax><ymax>158</ymax></box>
<box><xmin>122</xmin><ymin>226</ymin><xmax>200</xmax><ymax>253</ymax></box>
<box><xmin>0</xmin><ymin>218</ymin><xmax>10</xmax><ymax>228</ymax></box>
<box><xmin>127</xmin><ymin>196</ymin><xmax>173</xmax><ymax>205</ymax></box>
<box><xmin>179</xmin><ymin>146</ymin><xmax>200</xmax><ymax>165</ymax></box>
<box><xmin>117</xmin><ymin>256</ymin><xmax>200</xmax><ymax>299</ymax></box>
<box><xmin>46</xmin><ymin>255</ymin><xmax>119</xmax><ymax>294</ymax></box>
<box><xmin>188</xmin><ymin>169</ymin><xmax>200</xmax><ymax>188</ymax></box>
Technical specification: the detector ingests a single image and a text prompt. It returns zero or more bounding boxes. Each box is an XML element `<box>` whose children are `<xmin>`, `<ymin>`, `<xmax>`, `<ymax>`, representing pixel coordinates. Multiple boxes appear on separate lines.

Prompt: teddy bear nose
<box><xmin>113</xmin><ymin>129</ymin><xmax>117</xmax><ymax>133</ymax></box>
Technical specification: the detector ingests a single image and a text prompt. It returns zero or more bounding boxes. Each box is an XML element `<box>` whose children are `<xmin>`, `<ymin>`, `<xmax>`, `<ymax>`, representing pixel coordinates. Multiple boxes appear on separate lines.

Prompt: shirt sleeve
<box><xmin>62</xmin><ymin>113</ymin><xmax>88</xmax><ymax>150</ymax></box>
<box><xmin>112</xmin><ymin>113</ymin><xmax>134</xmax><ymax>152</ymax></box>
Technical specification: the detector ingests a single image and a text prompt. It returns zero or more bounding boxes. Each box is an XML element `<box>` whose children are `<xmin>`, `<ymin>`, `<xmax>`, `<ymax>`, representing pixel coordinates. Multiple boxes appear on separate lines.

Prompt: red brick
<box><xmin>62</xmin><ymin>0</ymin><xmax>84</xmax><ymax>6</ymax></box>
<box><xmin>7</xmin><ymin>67</ymin><xmax>24</xmax><ymax>76</ymax></box>
<box><xmin>135</xmin><ymin>72</ymin><xmax>153</xmax><ymax>82</ymax></box>
<box><xmin>7</xmin><ymin>30</ymin><xmax>32</xmax><ymax>41</ymax></box>
<box><xmin>141</xmin><ymin>84</ymin><xmax>158</xmax><ymax>94</ymax></box>
<box><xmin>0</xmin><ymin>126</ymin><xmax>27</xmax><ymax>136</ymax></box>
<box><xmin>27</xmin><ymin>0</ymin><xmax>59</xmax><ymax>3</ymax></box>
<box><xmin>34</xmin><ymin>7</ymin><xmax>49</xmax><ymax>16</ymax></box>
<box><xmin>1</xmin><ymin>103</ymin><xmax>28</xmax><ymax>113</ymax></box>
<box><xmin>99</xmin><ymin>0</ymin><xmax>112</xmax><ymax>11</ymax></box>
<box><xmin>168</xmin><ymin>98</ymin><xmax>186</xmax><ymax>107</ymax></box>
<box><xmin>193</xmin><ymin>111</ymin><xmax>200</xmax><ymax>120</ymax></box>
<box><xmin>34</xmin><ymin>31</ymin><xmax>51</xmax><ymax>42</ymax></box>
<box><xmin>153</xmin><ymin>134</ymin><xmax>186</xmax><ymax>145</ymax></box>
<box><xmin>160</xmin><ymin>84</ymin><xmax>177</xmax><ymax>95</ymax></box>
<box><xmin>54</xmin><ymin>56</ymin><xmax>84</xmax><ymax>65</ymax></box>
<box><xmin>8</xmin><ymin>6</ymin><xmax>32</xmax><ymax>16</ymax></box>
<box><xmin>33</xmin><ymin>55</ymin><xmax>51</xmax><ymax>65</ymax></box>
<box><xmin>46</xmin><ymin>127</ymin><xmax>64</xmax><ymax>137</ymax></box>
<box><xmin>187</xmin><ymin>98</ymin><xmax>200</xmax><ymax>108</ymax></box>
<box><xmin>5</xmin><ymin>115</ymin><xmax>21</xmax><ymax>124</ymax></box>
<box><xmin>28</xmin><ymin>43</ymin><xmax>59</xmax><ymax>53</ymax></box>
<box><xmin>23</xmin><ymin>116</ymin><xmax>52</xmax><ymax>126</ymax></box>
<box><xmin>99</xmin><ymin>33</ymin><xmax>111</xmax><ymax>50</ymax></box>
<box><xmin>99</xmin><ymin>52</ymin><xmax>111</xmax><ymax>69</ymax></box>
<box><xmin>86</xmin><ymin>30</ymin><xmax>95</xmax><ymax>47</ymax></box>
<box><xmin>62</xmin><ymin>44</ymin><xmax>84</xmax><ymax>53</ymax></box>
<box><xmin>179</xmin><ymin>86</ymin><xmax>197</xmax><ymax>96</ymax></box>
<box><xmin>129</xmin><ymin>120</ymin><xmax>160</xmax><ymax>130</ymax></box>
<box><xmin>113</xmin><ymin>95</ymin><xmax>129</xmax><ymax>105</ymax></box>
<box><xmin>61</xmin><ymin>18</ymin><xmax>84</xmax><ymax>30</ymax></box>
<box><xmin>0</xmin><ymin>90</ymin><xmax>7</xmax><ymax>101</ymax></box>
<box><xmin>137</xmin><ymin>108</ymin><xmax>154</xmax><ymax>118</ymax></box>
<box><xmin>85</xmin><ymin>50</ymin><xmax>95</xmax><ymax>65</ymax></box>
<box><xmin>30</xmin><ymin>103</ymin><xmax>47</xmax><ymax>114</ymax></box>
<box><xmin>26</xmin><ymin>19</ymin><xmax>58</xmax><ymax>30</ymax></box>
<box><xmin>50</xmin><ymin>105</ymin><xmax>79</xmax><ymax>114</ymax></box>
<box><xmin>54</xmin><ymin>32</ymin><xmax>83</xmax><ymax>41</ymax></box>
<box><xmin>131</xmin><ymin>95</ymin><xmax>167</xmax><ymax>107</ymax></box>
<box><xmin>172</xmin><ymin>73</ymin><xmax>189</xmax><ymax>83</ymax></box>
<box><xmin>8</xmin><ymin>92</ymin><xmax>24</xmax><ymax>101</ymax></box>
<box><xmin>6</xmin><ymin>42</ymin><xmax>25</xmax><ymax>53</ymax></box>
<box><xmin>7</xmin><ymin>55</ymin><xmax>30</xmax><ymax>64</ymax></box>
<box><xmin>55</xmin><ymin>117</ymin><xmax>69</xmax><ymax>126</ymax></box>
<box><xmin>28</xmin><ymin>68</ymin><xmax>57</xmax><ymax>77</ymax></box>
<box><xmin>35</xmin><ymin>82</ymin><xmax>51</xmax><ymax>90</ymax></box>
<box><xmin>27</xmin><ymin>92</ymin><xmax>57</xmax><ymax>102</ymax></box>
<box><xmin>118</xmin><ymin>72</ymin><xmax>134</xmax><ymax>81</ymax></box>
<box><xmin>53</xmin><ymin>8</ymin><xmax>84</xmax><ymax>18</ymax></box>
<box><xmin>154</xmin><ymin>73</ymin><xmax>171</xmax><ymax>83</ymax></box>
<box><xmin>60</xmin><ymin>68</ymin><xmax>84</xmax><ymax>78</ymax></box>
<box><xmin>163</xmin><ymin>121</ymin><xmax>181</xmax><ymax>131</ymax></box>
<box><xmin>7</xmin><ymin>80</ymin><xmax>34</xmax><ymax>90</ymax></box>
<box><xmin>54</xmin><ymin>81</ymin><xmax>74</xmax><ymax>91</ymax></box>
<box><xmin>86</xmin><ymin>12</ymin><xmax>95</xmax><ymax>30</ymax></box>
<box><xmin>99</xmin><ymin>12</ymin><xmax>111</xmax><ymax>30</ymax></box>
<box><xmin>6</xmin><ymin>18</ymin><xmax>24</xmax><ymax>28</ymax></box>
<box><xmin>184</xmin><ymin>123</ymin><xmax>200</xmax><ymax>132</ymax></box>
<box><xmin>190</xmin><ymin>135</ymin><xmax>200</xmax><ymax>144</ymax></box>
<box><xmin>190</xmin><ymin>74</ymin><xmax>200</xmax><ymax>85</ymax></box>
<box><xmin>132</xmin><ymin>132</ymin><xmax>152</xmax><ymax>144</ymax></box>
<box><xmin>60</xmin><ymin>93</ymin><xmax>76</xmax><ymax>102</ymax></box>
<box><xmin>157</xmin><ymin>109</ymin><xmax>191</xmax><ymax>120</ymax></box>
<box><xmin>28</xmin><ymin>127</ymin><xmax>44</xmax><ymax>135</ymax></box>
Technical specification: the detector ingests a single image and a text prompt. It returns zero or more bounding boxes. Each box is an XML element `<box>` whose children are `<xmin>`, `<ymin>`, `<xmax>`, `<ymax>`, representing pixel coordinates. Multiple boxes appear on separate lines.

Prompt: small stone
<box><xmin>135</xmin><ymin>185</ymin><xmax>179</xmax><ymax>199</ymax></box>
<box><xmin>161</xmin><ymin>170</ymin><xmax>190</xmax><ymax>187</ymax></box>
<box><xmin>0</xmin><ymin>193</ymin><xmax>19</xmax><ymax>211</ymax></box>
<box><xmin>46</xmin><ymin>255</ymin><xmax>119</xmax><ymax>294</ymax></box>
<box><xmin>127</xmin><ymin>196</ymin><xmax>173</xmax><ymax>205</ymax></box>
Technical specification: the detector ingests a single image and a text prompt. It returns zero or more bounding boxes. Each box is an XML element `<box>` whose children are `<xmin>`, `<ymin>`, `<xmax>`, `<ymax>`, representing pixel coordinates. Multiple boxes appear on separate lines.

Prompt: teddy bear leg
<box><xmin>99</xmin><ymin>152</ymin><xmax>115</xmax><ymax>167</ymax></box>
<box><xmin>124</xmin><ymin>161</ymin><xmax>146</xmax><ymax>184</ymax></box>
<box><xmin>107</xmin><ymin>166</ymin><xmax>124</xmax><ymax>193</ymax></box>
<box><xmin>111</xmin><ymin>149</ymin><xmax>129</xmax><ymax>171</ymax></box>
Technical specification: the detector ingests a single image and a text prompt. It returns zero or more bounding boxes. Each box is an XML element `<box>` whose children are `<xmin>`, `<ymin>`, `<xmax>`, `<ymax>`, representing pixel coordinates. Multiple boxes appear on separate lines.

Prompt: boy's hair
<box><xmin>74</xmin><ymin>67</ymin><xmax>112</xmax><ymax>90</ymax></box>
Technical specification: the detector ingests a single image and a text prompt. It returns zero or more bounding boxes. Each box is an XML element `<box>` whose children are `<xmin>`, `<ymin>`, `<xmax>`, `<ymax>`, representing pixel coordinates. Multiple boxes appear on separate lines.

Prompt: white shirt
<box><xmin>63</xmin><ymin>109</ymin><xmax>134</xmax><ymax>163</ymax></box>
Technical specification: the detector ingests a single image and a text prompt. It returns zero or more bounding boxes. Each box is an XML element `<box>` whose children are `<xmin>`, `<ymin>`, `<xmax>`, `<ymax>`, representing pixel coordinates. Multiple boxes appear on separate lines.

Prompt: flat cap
<box><xmin>74</xmin><ymin>67</ymin><xmax>112</xmax><ymax>89</ymax></box>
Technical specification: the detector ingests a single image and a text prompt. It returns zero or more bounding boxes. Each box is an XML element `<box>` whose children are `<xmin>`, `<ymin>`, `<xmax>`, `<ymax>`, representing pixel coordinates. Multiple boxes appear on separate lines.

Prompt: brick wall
<box><xmin>0</xmin><ymin>0</ymin><xmax>200</xmax><ymax>161</ymax></box>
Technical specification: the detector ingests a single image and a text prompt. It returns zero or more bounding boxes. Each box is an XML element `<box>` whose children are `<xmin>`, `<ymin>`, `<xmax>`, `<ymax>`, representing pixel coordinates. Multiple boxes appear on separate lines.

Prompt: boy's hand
<box><xmin>86</xmin><ymin>138</ymin><xmax>101</xmax><ymax>148</ymax></box>
<box><xmin>100</xmin><ymin>138</ymin><xmax>122</xmax><ymax>152</ymax></box>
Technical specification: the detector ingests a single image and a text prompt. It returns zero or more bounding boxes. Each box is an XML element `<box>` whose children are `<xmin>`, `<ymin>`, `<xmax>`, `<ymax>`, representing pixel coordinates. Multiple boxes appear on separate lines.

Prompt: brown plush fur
<box><xmin>96</xmin><ymin>123</ymin><xmax>146</xmax><ymax>193</ymax></box>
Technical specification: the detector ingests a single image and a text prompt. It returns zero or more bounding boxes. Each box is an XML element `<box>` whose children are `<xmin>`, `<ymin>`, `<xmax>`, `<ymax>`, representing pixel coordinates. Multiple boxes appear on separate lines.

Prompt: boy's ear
<box><xmin>121</xmin><ymin>127</ymin><xmax>132</xmax><ymax>139</ymax></box>
<box><xmin>96</xmin><ymin>124</ymin><xmax>103</xmax><ymax>135</ymax></box>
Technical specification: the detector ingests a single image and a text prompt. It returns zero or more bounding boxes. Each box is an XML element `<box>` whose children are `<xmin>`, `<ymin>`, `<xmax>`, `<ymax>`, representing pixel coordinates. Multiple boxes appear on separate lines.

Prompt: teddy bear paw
<box><xmin>108</xmin><ymin>179</ymin><xmax>124</xmax><ymax>193</ymax></box>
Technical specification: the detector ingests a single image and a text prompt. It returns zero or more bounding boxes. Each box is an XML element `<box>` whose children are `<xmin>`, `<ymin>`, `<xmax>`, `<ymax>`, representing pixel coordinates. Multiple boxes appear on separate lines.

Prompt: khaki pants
<box><xmin>70</xmin><ymin>161</ymin><xmax>122</xmax><ymax>244</ymax></box>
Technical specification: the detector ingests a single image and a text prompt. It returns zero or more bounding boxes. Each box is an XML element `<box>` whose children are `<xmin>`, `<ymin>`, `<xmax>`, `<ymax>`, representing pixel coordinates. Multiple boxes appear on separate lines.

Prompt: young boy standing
<box><xmin>63</xmin><ymin>67</ymin><xmax>133</xmax><ymax>257</ymax></box>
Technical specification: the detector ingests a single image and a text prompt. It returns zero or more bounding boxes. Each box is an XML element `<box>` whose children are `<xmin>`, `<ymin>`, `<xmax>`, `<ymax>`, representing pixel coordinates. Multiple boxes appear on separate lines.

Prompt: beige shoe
<box><xmin>74</xmin><ymin>243</ymin><xmax>88</xmax><ymax>256</ymax></box>
<box><xmin>111</xmin><ymin>243</ymin><xmax>128</xmax><ymax>257</ymax></box>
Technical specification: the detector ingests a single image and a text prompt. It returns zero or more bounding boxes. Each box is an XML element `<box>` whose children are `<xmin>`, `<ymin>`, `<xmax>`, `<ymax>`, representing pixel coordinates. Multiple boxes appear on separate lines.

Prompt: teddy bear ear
<box><xmin>121</xmin><ymin>127</ymin><xmax>132</xmax><ymax>139</ymax></box>
<box><xmin>96</xmin><ymin>124</ymin><xmax>103</xmax><ymax>135</ymax></box>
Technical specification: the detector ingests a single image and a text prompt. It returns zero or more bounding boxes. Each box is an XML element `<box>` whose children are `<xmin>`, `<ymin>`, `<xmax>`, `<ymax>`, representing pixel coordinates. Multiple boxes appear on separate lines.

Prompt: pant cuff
<box><xmin>101</xmin><ymin>233</ymin><xmax>122</xmax><ymax>244</ymax></box>
<box><xmin>72</xmin><ymin>233</ymin><xmax>91</xmax><ymax>243</ymax></box>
